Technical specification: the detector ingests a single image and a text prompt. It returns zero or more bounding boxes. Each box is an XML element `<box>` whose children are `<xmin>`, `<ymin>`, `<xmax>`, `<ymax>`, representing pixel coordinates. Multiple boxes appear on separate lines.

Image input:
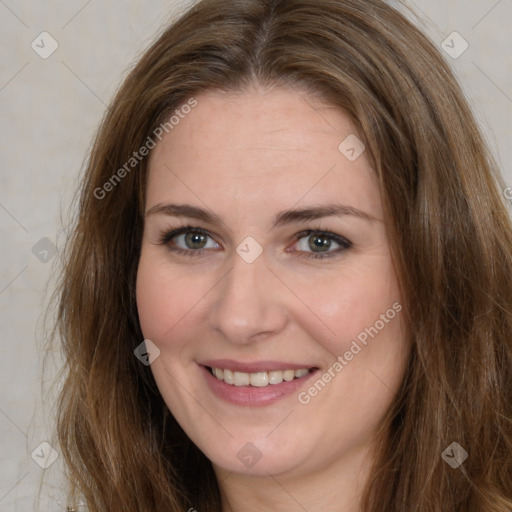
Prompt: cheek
<box><xmin>135</xmin><ymin>260</ymin><xmax>167</xmax><ymax>341</ymax></box>
<box><xmin>290</xmin><ymin>259</ymin><xmax>402</xmax><ymax>359</ymax></box>
<box><xmin>135</xmin><ymin>253</ymin><xmax>205</xmax><ymax>344</ymax></box>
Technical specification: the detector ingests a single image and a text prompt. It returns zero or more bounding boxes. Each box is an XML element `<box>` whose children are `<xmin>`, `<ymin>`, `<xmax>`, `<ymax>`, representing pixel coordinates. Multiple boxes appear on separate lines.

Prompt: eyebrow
<box><xmin>145</xmin><ymin>202</ymin><xmax>380</xmax><ymax>227</ymax></box>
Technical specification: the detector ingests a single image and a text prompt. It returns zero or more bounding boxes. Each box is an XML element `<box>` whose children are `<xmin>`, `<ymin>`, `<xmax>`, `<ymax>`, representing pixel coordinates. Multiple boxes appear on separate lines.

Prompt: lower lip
<box><xmin>200</xmin><ymin>365</ymin><xmax>318</xmax><ymax>407</ymax></box>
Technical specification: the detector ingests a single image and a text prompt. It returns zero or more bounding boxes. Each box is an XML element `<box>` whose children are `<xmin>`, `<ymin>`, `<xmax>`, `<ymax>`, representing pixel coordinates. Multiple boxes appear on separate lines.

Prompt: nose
<box><xmin>208</xmin><ymin>249</ymin><xmax>288</xmax><ymax>345</ymax></box>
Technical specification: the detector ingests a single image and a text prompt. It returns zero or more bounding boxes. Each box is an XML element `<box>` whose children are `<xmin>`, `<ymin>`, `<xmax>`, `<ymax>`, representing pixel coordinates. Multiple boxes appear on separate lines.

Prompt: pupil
<box><xmin>186</xmin><ymin>231</ymin><xmax>206</xmax><ymax>249</ymax></box>
<box><xmin>309</xmin><ymin>235</ymin><xmax>330</xmax><ymax>252</ymax></box>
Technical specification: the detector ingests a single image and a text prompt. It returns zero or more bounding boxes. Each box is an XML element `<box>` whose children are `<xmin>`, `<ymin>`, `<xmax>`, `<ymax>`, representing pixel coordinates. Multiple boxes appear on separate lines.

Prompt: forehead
<box><xmin>146</xmin><ymin>85</ymin><xmax>382</xmax><ymax>220</ymax></box>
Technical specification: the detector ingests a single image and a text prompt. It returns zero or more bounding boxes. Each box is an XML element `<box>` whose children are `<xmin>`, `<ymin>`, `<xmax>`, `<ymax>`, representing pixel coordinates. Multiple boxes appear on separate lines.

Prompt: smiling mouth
<box><xmin>207</xmin><ymin>366</ymin><xmax>316</xmax><ymax>387</ymax></box>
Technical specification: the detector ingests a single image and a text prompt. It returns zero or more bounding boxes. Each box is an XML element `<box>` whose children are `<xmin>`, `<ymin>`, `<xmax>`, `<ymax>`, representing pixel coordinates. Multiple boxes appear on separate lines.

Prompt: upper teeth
<box><xmin>211</xmin><ymin>368</ymin><xmax>310</xmax><ymax>387</ymax></box>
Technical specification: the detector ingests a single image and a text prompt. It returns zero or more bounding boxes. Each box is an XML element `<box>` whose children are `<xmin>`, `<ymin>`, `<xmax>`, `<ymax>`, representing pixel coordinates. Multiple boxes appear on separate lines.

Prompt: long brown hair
<box><xmin>51</xmin><ymin>0</ymin><xmax>512</xmax><ymax>510</ymax></box>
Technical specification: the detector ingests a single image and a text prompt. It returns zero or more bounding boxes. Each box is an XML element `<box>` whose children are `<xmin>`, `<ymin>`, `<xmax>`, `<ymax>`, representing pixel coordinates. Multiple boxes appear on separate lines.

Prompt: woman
<box><xmin>53</xmin><ymin>0</ymin><xmax>512</xmax><ymax>510</ymax></box>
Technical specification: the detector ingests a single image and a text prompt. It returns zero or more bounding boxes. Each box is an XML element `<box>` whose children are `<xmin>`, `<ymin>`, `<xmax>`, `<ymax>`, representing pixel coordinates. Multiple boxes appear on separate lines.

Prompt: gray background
<box><xmin>0</xmin><ymin>0</ymin><xmax>510</xmax><ymax>510</ymax></box>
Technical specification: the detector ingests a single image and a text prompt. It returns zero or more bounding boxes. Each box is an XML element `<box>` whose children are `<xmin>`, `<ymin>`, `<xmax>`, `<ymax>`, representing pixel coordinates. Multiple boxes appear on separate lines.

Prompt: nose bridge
<box><xmin>208</xmin><ymin>249</ymin><xmax>286</xmax><ymax>344</ymax></box>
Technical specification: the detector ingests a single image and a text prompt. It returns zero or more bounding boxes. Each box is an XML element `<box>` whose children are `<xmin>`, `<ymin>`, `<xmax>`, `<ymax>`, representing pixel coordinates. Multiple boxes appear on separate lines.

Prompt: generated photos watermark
<box><xmin>441</xmin><ymin>441</ymin><xmax>468</xmax><ymax>469</ymax></box>
<box><xmin>134</xmin><ymin>339</ymin><xmax>161</xmax><ymax>366</ymax></box>
<box><xmin>237</xmin><ymin>442</ymin><xmax>263</xmax><ymax>468</ymax></box>
<box><xmin>94</xmin><ymin>97</ymin><xmax>198</xmax><ymax>200</ymax></box>
<box><xmin>298</xmin><ymin>301</ymin><xmax>402</xmax><ymax>404</ymax></box>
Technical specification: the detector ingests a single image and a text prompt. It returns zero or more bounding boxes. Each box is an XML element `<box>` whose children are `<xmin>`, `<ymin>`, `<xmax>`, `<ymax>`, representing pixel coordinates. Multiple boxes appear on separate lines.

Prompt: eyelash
<box><xmin>157</xmin><ymin>224</ymin><xmax>352</xmax><ymax>260</ymax></box>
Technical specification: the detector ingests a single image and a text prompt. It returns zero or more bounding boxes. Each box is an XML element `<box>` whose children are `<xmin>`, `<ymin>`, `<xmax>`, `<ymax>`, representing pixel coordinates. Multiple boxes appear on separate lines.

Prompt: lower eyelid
<box><xmin>290</xmin><ymin>245</ymin><xmax>349</xmax><ymax>259</ymax></box>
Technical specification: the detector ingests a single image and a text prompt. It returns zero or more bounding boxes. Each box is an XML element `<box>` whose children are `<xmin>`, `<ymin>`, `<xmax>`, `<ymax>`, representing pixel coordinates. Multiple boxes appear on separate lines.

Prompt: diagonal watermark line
<box><xmin>407</xmin><ymin>0</ymin><xmax>440</xmax><ymax>29</ymax></box>
<box><xmin>289</xmin><ymin>83</ymin><xmax>337</xmax><ymax>132</ymax></box>
<box><xmin>164</xmin><ymin>267</ymin><xmax>233</xmax><ymax>337</ymax></box>
<box><xmin>0</xmin><ymin>0</ymin><xmax>28</xmax><ymax>28</ymax></box>
<box><xmin>163</xmin><ymin>163</ymin><xmax>234</xmax><ymax>235</ymax></box>
<box><xmin>472</xmin><ymin>0</ymin><xmax>502</xmax><ymax>30</ymax></box>
<box><xmin>265</xmin><ymin>266</ymin><xmax>336</xmax><ymax>336</ymax></box>
<box><xmin>0</xmin><ymin>63</ymin><xmax>29</xmax><ymax>93</ymax></box>
<box><xmin>62</xmin><ymin>0</ymin><xmax>93</xmax><ymax>29</ymax></box>
<box><xmin>290</xmin><ymin>163</ymin><xmax>336</xmax><ymax>208</ymax></box>
<box><xmin>0</xmin><ymin>472</ymin><xmax>29</xmax><ymax>503</ymax></box>
<box><xmin>0</xmin><ymin>408</ymin><xmax>28</xmax><ymax>438</ymax></box>
<box><xmin>472</xmin><ymin>61</ymin><xmax>512</xmax><ymax>104</ymax></box>
<box><xmin>265</xmin><ymin>410</ymin><xmax>294</xmax><ymax>438</ymax></box>
<box><xmin>265</xmin><ymin>164</ymin><xmax>336</xmax><ymax>235</ymax></box>
<box><xmin>0</xmin><ymin>202</ymin><xmax>29</xmax><ymax>233</ymax></box>
<box><xmin>162</xmin><ymin>366</ymin><xmax>234</xmax><ymax>438</ymax></box>
<box><xmin>61</xmin><ymin>61</ymin><xmax>106</xmax><ymax>106</ymax></box>
<box><xmin>0</xmin><ymin>266</ymin><xmax>28</xmax><ymax>295</ymax></box>
<box><xmin>368</xmin><ymin>368</ymin><xmax>396</xmax><ymax>396</ymax></box>
<box><xmin>219</xmin><ymin>470</ymin><xmax>234</xmax><ymax>484</ymax></box>
<box><xmin>265</xmin><ymin>472</ymin><xmax>310</xmax><ymax>511</ymax></box>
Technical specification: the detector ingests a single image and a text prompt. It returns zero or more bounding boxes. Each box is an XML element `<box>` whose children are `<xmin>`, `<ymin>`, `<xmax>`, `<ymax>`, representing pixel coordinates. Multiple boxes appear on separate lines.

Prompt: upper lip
<box><xmin>199</xmin><ymin>359</ymin><xmax>317</xmax><ymax>373</ymax></box>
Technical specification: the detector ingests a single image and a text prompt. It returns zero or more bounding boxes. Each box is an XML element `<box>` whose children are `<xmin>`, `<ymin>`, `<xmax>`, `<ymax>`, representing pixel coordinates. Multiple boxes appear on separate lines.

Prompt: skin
<box><xmin>136</xmin><ymin>83</ymin><xmax>410</xmax><ymax>511</ymax></box>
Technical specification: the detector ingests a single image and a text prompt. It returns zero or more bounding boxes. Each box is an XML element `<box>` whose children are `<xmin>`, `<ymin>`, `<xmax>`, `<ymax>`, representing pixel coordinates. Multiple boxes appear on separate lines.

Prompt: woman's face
<box><xmin>136</xmin><ymin>85</ymin><xmax>409</xmax><ymax>480</ymax></box>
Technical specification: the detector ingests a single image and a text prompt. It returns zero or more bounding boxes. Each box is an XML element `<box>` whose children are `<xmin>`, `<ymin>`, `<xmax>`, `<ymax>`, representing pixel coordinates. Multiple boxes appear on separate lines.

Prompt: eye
<box><xmin>158</xmin><ymin>226</ymin><xmax>220</xmax><ymax>255</ymax></box>
<box><xmin>158</xmin><ymin>226</ymin><xmax>352</xmax><ymax>260</ymax></box>
<box><xmin>291</xmin><ymin>230</ymin><xmax>352</xmax><ymax>259</ymax></box>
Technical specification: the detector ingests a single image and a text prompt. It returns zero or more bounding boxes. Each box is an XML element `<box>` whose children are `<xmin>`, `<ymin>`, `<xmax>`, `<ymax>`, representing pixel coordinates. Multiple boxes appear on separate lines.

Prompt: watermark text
<box><xmin>94</xmin><ymin>97</ymin><xmax>198</xmax><ymax>200</ymax></box>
